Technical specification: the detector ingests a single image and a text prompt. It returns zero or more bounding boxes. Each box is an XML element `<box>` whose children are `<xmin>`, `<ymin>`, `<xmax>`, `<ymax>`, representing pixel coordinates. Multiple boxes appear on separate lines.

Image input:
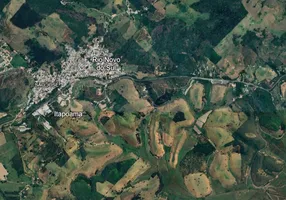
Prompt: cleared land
<box><xmin>0</xmin><ymin>163</ymin><xmax>8</xmax><ymax>181</ymax></box>
<box><xmin>112</xmin><ymin>158</ymin><xmax>151</xmax><ymax>193</ymax></box>
<box><xmin>0</xmin><ymin>132</ymin><xmax>6</xmax><ymax>147</ymax></box>
<box><xmin>210</xmin><ymin>85</ymin><xmax>228</xmax><ymax>104</ymax></box>
<box><xmin>255</xmin><ymin>66</ymin><xmax>277</xmax><ymax>82</ymax></box>
<box><xmin>49</xmin><ymin>143</ymin><xmax>123</xmax><ymax>198</ymax></box>
<box><xmin>281</xmin><ymin>82</ymin><xmax>286</xmax><ymax>98</ymax></box>
<box><xmin>189</xmin><ymin>82</ymin><xmax>205</xmax><ymax>110</ymax></box>
<box><xmin>57</xmin><ymin>118</ymin><xmax>99</xmax><ymax>137</ymax></box>
<box><xmin>134</xmin><ymin>27</ymin><xmax>152</xmax><ymax>52</ymax></box>
<box><xmin>149</xmin><ymin>99</ymin><xmax>195</xmax><ymax>159</ymax></box>
<box><xmin>184</xmin><ymin>173</ymin><xmax>212</xmax><ymax>198</ymax></box>
<box><xmin>204</xmin><ymin>107</ymin><xmax>247</xmax><ymax>149</ymax></box>
<box><xmin>109</xmin><ymin>79</ymin><xmax>154</xmax><ymax>114</ymax></box>
<box><xmin>209</xmin><ymin>150</ymin><xmax>239</xmax><ymax>188</ymax></box>
<box><xmin>104</xmin><ymin>112</ymin><xmax>140</xmax><ymax>147</ymax></box>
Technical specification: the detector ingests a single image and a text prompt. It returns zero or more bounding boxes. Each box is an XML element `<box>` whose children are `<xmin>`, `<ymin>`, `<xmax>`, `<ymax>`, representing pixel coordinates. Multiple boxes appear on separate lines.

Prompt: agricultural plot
<box><xmin>189</xmin><ymin>82</ymin><xmax>205</xmax><ymax>110</ymax></box>
<box><xmin>204</xmin><ymin>107</ymin><xmax>247</xmax><ymax>149</ymax></box>
<box><xmin>149</xmin><ymin>98</ymin><xmax>195</xmax><ymax>162</ymax></box>
<box><xmin>0</xmin><ymin>0</ymin><xmax>285</xmax><ymax>199</ymax></box>
<box><xmin>209</xmin><ymin>150</ymin><xmax>241</xmax><ymax>188</ymax></box>
<box><xmin>210</xmin><ymin>85</ymin><xmax>228</xmax><ymax>104</ymax></box>
<box><xmin>184</xmin><ymin>173</ymin><xmax>212</xmax><ymax>198</ymax></box>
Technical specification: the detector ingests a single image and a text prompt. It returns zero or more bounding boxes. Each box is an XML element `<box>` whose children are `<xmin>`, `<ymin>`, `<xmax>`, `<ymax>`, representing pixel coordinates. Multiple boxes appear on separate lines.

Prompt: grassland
<box><xmin>204</xmin><ymin>107</ymin><xmax>247</xmax><ymax>149</ymax></box>
<box><xmin>70</xmin><ymin>100</ymin><xmax>84</xmax><ymax>112</ymax></box>
<box><xmin>112</xmin><ymin>158</ymin><xmax>151</xmax><ymax>192</ymax></box>
<box><xmin>39</xmin><ymin>13</ymin><xmax>72</xmax><ymax>44</ymax></box>
<box><xmin>1</xmin><ymin>0</ymin><xmax>285</xmax><ymax>198</ymax></box>
<box><xmin>121</xmin><ymin>175</ymin><xmax>160</xmax><ymax>199</ymax></box>
<box><xmin>0</xmin><ymin>69</ymin><xmax>32</xmax><ymax>116</ymax></box>
<box><xmin>57</xmin><ymin>117</ymin><xmax>99</xmax><ymax>137</ymax></box>
<box><xmin>189</xmin><ymin>82</ymin><xmax>205</xmax><ymax>110</ymax></box>
<box><xmin>104</xmin><ymin>112</ymin><xmax>141</xmax><ymax>147</ymax></box>
<box><xmin>0</xmin><ymin>132</ymin><xmax>6</xmax><ymax>147</ymax></box>
<box><xmin>164</xmin><ymin>1</ymin><xmax>209</xmax><ymax>25</ymax></box>
<box><xmin>134</xmin><ymin>27</ymin><xmax>153</xmax><ymax>52</ymax></box>
<box><xmin>49</xmin><ymin>143</ymin><xmax>123</xmax><ymax>199</ymax></box>
<box><xmin>149</xmin><ymin>99</ymin><xmax>195</xmax><ymax>160</ymax></box>
<box><xmin>255</xmin><ymin>66</ymin><xmax>277</xmax><ymax>82</ymax></box>
<box><xmin>184</xmin><ymin>173</ymin><xmax>212</xmax><ymax>198</ymax></box>
<box><xmin>281</xmin><ymin>82</ymin><xmax>286</xmax><ymax>98</ymax></box>
<box><xmin>209</xmin><ymin>150</ymin><xmax>239</xmax><ymax>188</ymax></box>
<box><xmin>10</xmin><ymin>54</ymin><xmax>28</xmax><ymax>68</ymax></box>
<box><xmin>2</xmin><ymin>0</ymin><xmax>32</xmax><ymax>53</ymax></box>
<box><xmin>210</xmin><ymin>85</ymin><xmax>228</xmax><ymax>104</ymax></box>
<box><xmin>149</xmin><ymin>114</ymin><xmax>165</xmax><ymax>158</ymax></box>
<box><xmin>109</xmin><ymin>79</ymin><xmax>154</xmax><ymax>114</ymax></box>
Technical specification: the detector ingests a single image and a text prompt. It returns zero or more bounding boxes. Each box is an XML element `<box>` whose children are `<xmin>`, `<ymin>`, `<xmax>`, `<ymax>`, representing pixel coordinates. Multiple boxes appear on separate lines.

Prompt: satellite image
<box><xmin>0</xmin><ymin>0</ymin><xmax>286</xmax><ymax>199</ymax></box>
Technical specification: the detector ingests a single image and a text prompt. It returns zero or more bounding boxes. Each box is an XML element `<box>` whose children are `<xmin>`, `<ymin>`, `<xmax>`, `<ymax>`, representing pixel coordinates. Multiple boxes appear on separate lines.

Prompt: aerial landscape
<box><xmin>0</xmin><ymin>0</ymin><xmax>286</xmax><ymax>199</ymax></box>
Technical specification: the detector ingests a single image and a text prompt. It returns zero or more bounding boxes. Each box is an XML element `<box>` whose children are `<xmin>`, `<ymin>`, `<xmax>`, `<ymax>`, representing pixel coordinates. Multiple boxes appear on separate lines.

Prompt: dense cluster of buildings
<box><xmin>30</xmin><ymin>38</ymin><xmax>125</xmax><ymax>105</ymax></box>
<box><xmin>0</xmin><ymin>40</ymin><xmax>12</xmax><ymax>73</ymax></box>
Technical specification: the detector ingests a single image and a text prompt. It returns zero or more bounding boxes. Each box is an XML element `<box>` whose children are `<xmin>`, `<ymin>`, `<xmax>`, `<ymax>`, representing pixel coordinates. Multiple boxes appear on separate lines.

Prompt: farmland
<box><xmin>0</xmin><ymin>0</ymin><xmax>285</xmax><ymax>199</ymax></box>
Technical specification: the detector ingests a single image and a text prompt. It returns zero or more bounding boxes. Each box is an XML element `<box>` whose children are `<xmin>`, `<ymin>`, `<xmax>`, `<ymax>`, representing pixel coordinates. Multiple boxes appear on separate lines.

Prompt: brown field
<box><xmin>149</xmin><ymin>99</ymin><xmax>195</xmax><ymax>158</ymax></box>
<box><xmin>205</xmin><ymin>107</ymin><xmax>247</xmax><ymax>129</ymax></box>
<box><xmin>36</xmin><ymin>35</ymin><xmax>57</xmax><ymax>50</ymax></box>
<box><xmin>149</xmin><ymin>114</ymin><xmax>165</xmax><ymax>157</ymax></box>
<box><xmin>49</xmin><ymin>143</ymin><xmax>123</xmax><ymax>199</ymax></box>
<box><xmin>0</xmin><ymin>163</ymin><xmax>8</xmax><ymax>181</ymax></box>
<box><xmin>0</xmin><ymin>132</ymin><xmax>7</xmax><ymax>147</ymax></box>
<box><xmin>57</xmin><ymin>117</ymin><xmax>99</xmax><ymax>137</ymax></box>
<box><xmin>88</xmin><ymin>24</ymin><xmax>96</xmax><ymax>35</ymax></box>
<box><xmin>189</xmin><ymin>83</ymin><xmax>205</xmax><ymax>110</ymax></box>
<box><xmin>151</xmin><ymin>1</ymin><xmax>166</xmax><ymax>22</ymax></box>
<box><xmin>169</xmin><ymin>129</ymin><xmax>188</xmax><ymax>168</ymax></box>
<box><xmin>184</xmin><ymin>173</ymin><xmax>212</xmax><ymax>198</ymax></box>
<box><xmin>121</xmin><ymin>175</ymin><xmax>160</xmax><ymax>199</ymax></box>
<box><xmin>209</xmin><ymin>150</ymin><xmax>239</xmax><ymax>188</ymax></box>
<box><xmin>109</xmin><ymin>79</ymin><xmax>153</xmax><ymax>114</ymax></box>
<box><xmin>104</xmin><ymin>113</ymin><xmax>140</xmax><ymax>147</ymax></box>
<box><xmin>204</xmin><ymin>107</ymin><xmax>247</xmax><ymax>149</ymax></box>
<box><xmin>70</xmin><ymin>100</ymin><xmax>84</xmax><ymax>112</ymax></box>
<box><xmin>210</xmin><ymin>85</ymin><xmax>228</xmax><ymax>104</ymax></box>
<box><xmin>229</xmin><ymin>152</ymin><xmax>242</xmax><ymax>179</ymax></box>
<box><xmin>114</xmin><ymin>0</ymin><xmax>123</xmax><ymax>6</ymax></box>
<box><xmin>0</xmin><ymin>112</ymin><xmax>7</xmax><ymax>119</ymax></box>
<box><xmin>245</xmin><ymin>132</ymin><xmax>257</xmax><ymax>139</ymax></box>
<box><xmin>96</xmin><ymin>181</ymin><xmax>115</xmax><ymax>197</ymax></box>
<box><xmin>163</xmin><ymin>132</ymin><xmax>174</xmax><ymax>147</ymax></box>
<box><xmin>122</xmin><ymin>99</ymin><xmax>154</xmax><ymax>115</ymax></box>
<box><xmin>281</xmin><ymin>82</ymin><xmax>286</xmax><ymax>98</ymax></box>
<box><xmin>112</xmin><ymin>158</ymin><xmax>151</xmax><ymax>192</ymax></box>
<box><xmin>99</xmin><ymin>110</ymin><xmax>115</xmax><ymax>120</ymax></box>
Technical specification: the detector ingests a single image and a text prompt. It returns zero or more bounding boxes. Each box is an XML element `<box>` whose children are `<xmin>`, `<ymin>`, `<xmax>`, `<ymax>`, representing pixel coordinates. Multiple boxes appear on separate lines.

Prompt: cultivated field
<box><xmin>184</xmin><ymin>173</ymin><xmax>212</xmax><ymax>198</ymax></box>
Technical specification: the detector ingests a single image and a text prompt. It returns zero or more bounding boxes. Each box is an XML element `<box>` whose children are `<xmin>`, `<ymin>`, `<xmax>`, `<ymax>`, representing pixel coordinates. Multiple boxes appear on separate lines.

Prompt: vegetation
<box><xmin>259</xmin><ymin>114</ymin><xmax>282</xmax><ymax>132</ymax></box>
<box><xmin>0</xmin><ymin>0</ymin><xmax>286</xmax><ymax>199</ymax></box>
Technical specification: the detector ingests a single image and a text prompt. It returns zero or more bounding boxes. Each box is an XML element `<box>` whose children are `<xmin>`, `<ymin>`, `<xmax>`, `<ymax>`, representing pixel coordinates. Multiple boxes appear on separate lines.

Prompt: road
<box><xmin>1</xmin><ymin>71</ymin><xmax>284</xmax><ymax>127</ymax></box>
